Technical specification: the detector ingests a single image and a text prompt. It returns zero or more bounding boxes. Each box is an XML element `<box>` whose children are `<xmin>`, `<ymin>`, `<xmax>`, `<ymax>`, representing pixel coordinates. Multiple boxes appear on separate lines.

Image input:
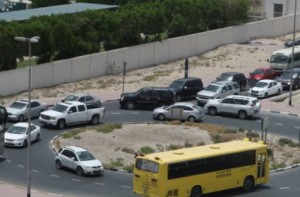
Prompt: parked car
<box><xmin>276</xmin><ymin>68</ymin><xmax>300</xmax><ymax>90</ymax></box>
<box><xmin>204</xmin><ymin>95</ymin><xmax>261</xmax><ymax>119</ymax></box>
<box><xmin>119</xmin><ymin>87</ymin><xmax>175</xmax><ymax>110</ymax></box>
<box><xmin>284</xmin><ymin>37</ymin><xmax>300</xmax><ymax>48</ymax></box>
<box><xmin>39</xmin><ymin>101</ymin><xmax>105</xmax><ymax>129</ymax></box>
<box><xmin>249</xmin><ymin>67</ymin><xmax>278</xmax><ymax>81</ymax></box>
<box><xmin>196</xmin><ymin>81</ymin><xmax>240</xmax><ymax>105</ymax></box>
<box><xmin>55</xmin><ymin>146</ymin><xmax>104</xmax><ymax>176</ymax></box>
<box><xmin>0</xmin><ymin>105</ymin><xmax>8</xmax><ymax>128</ymax></box>
<box><xmin>4</xmin><ymin>122</ymin><xmax>40</xmax><ymax>148</ymax></box>
<box><xmin>153</xmin><ymin>102</ymin><xmax>204</xmax><ymax>122</ymax></box>
<box><xmin>7</xmin><ymin>99</ymin><xmax>48</xmax><ymax>122</ymax></box>
<box><xmin>168</xmin><ymin>77</ymin><xmax>203</xmax><ymax>101</ymax></box>
<box><xmin>62</xmin><ymin>93</ymin><xmax>101</xmax><ymax>109</ymax></box>
<box><xmin>216</xmin><ymin>72</ymin><xmax>247</xmax><ymax>91</ymax></box>
<box><xmin>249</xmin><ymin>79</ymin><xmax>282</xmax><ymax>98</ymax></box>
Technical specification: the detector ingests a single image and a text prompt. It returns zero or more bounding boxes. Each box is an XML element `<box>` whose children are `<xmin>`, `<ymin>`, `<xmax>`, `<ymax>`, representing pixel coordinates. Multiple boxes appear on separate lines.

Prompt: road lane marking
<box><xmin>294</xmin><ymin>126</ymin><xmax>300</xmax><ymax>129</ymax></box>
<box><xmin>32</xmin><ymin>169</ymin><xmax>40</xmax><ymax>173</ymax></box>
<box><xmin>95</xmin><ymin>182</ymin><xmax>105</xmax><ymax>186</ymax></box>
<box><xmin>280</xmin><ymin>187</ymin><xmax>291</xmax><ymax>190</ymax></box>
<box><xmin>50</xmin><ymin>174</ymin><xmax>59</xmax><ymax>178</ymax></box>
<box><xmin>111</xmin><ymin>112</ymin><xmax>121</xmax><ymax>115</ymax></box>
<box><xmin>275</xmin><ymin>123</ymin><xmax>283</xmax><ymax>126</ymax></box>
<box><xmin>17</xmin><ymin>164</ymin><xmax>24</xmax><ymax>168</ymax></box>
<box><xmin>120</xmin><ymin>185</ymin><xmax>132</xmax><ymax>189</ymax></box>
<box><xmin>71</xmin><ymin>179</ymin><xmax>81</xmax><ymax>182</ymax></box>
<box><xmin>6</xmin><ymin>160</ymin><xmax>12</xmax><ymax>163</ymax></box>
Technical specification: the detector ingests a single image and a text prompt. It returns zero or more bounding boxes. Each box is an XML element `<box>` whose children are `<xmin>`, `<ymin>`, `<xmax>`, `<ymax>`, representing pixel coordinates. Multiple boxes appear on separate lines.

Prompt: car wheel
<box><xmin>91</xmin><ymin>115</ymin><xmax>99</xmax><ymax>125</ymax></box>
<box><xmin>35</xmin><ymin>133</ymin><xmax>40</xmax><ymax>142</ymax></box>
<box><xmin>125</xmin><ymin>102</ymin><xmax>134</xmax><ymax>110</ymax></box>
<box><xmin>187</xmin><ymin>116</ymin><xmax>197</xmax><ymax>122</ymax></box>
<box><xmin>243</xmin><ymin>176</ymin><xmax>254</xmax><ymax>192</ymax></box>
<box><xmin>264</xmin><ymin>92</ymin><xmax>268</xmax><ymax>98</ymax></box>
<box><xmin>208</xmin><ymin>107</ymin><xmax>217</xmax><ymax>116</ymax></box>
<box><xmin>190</xmin><ymin>186</ymin><xmax>202</xmax><ymax>197</ymax></box>
<box><xmin>19</xmin><ymin>115</ymin><xmax>24</xmax><ymax>122</ymax></box>
<box><xmin>57</xmin><ymin>119</ymin><xmax>66</xmax><ymax>130</ymax></box>
<box><xmin>55</xmin><ymin>160</ymin><xmax>62</xmax><ymax>169</ymax></box>
<box><xmin>238</xmin><ymin>110</ymin><xmax>247</xmax><ymax>119</ymax></box>
<box><xmin>157</xmin><ymin>114</ymin><xmax>166</xmax><ymax>121</ymax></box>
<box><xmin>23</xmin><ymin>139</ymin><xmax>28</xmax><ymax>148</ymax></box>
<box><xmin>76</xmin><ymin>166</ymin><xmax>84</xmax><ymax>176</ymax></box>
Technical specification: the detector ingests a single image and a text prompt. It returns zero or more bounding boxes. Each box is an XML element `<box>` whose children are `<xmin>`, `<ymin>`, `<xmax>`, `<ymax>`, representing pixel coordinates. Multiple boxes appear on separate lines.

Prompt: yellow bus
<box><xmin>133</xmin><ymin>139</ymin><xmax>270</xmax><ymax>197</ymax></box>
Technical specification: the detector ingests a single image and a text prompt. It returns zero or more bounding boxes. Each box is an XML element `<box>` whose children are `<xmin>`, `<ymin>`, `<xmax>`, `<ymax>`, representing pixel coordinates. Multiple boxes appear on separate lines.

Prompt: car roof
<box><xmin>226</xmin><ymin>95</ymin><xmax>257</xmax><ymax>100</ymax></box>
<box><xmin>173</xmin><ymin>77</ymin><xmax>201</xmax><ymax>82</ymax></box>
<box><xmin>60</xmin><ymin>101</ymin><xmax>84</xmax><ymax>106</ymax></box>
<box><xmin>16</xmin><ymin>99</ymin><xmax>38</xmax><ymax>103</ymax></box>
<box><xmin>257</xmin><ymin>79</ymin><xmax>274</xmax><ymax>83</ymax></box>
<box><xmin>64</xmin><ymin>146</ymin><xmax>87</xmax><ymax>152</ymax></box>
<box><xmin>220</xmin><ymin>72</ymin><xmax>243</xmax><ymax>75</ymax></box>
<box><xmin>254</xmin><ymin>67</ymin><xmax>271</xmax><ymax>71</ymax></box>
<box><xmin>211</xmin><ymin>80</ymin><xmax>238</xmax><ymax>85</ymax></box>
<box><xmin>12</xmin><ymin>122</ymin><xmax>36</xmax><ymax>127</ymax></box>
<box><xmin>142</xmin><ymin>87</ymin><xmax>172</xmax><ymax>91</ymax></box>
<box><xmin>173</xmin><ymin>102</ymin><xmax>196</xmax><ymax>107</ymax></box>
<box><xmin>66</xmin><ymin>92</ymin><xmax>91</xmax><ymax>97</ymax></box>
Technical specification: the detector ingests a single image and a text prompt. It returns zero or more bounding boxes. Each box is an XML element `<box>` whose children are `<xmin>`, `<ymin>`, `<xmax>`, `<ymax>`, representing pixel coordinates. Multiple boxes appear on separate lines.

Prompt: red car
<box><xmin>249</xmin><ymin>67</ymin><xmax>278</xmax><ymax>81</ymax></box>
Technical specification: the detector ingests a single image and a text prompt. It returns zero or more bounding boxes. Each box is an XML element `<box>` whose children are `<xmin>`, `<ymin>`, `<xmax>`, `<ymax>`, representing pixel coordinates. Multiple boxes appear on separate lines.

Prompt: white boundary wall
<box><xmin>0</xmin><ymin>14</ymin><xmax>299</xmax><ymax>96</ymax></box>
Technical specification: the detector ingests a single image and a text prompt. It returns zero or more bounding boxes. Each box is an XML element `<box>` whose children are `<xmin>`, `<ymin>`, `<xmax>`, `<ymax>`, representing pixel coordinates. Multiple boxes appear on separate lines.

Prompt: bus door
<box><xmin>257</xmin><ymin>151</ymin><xmax>267</xmax><ymax>184</ymax></box>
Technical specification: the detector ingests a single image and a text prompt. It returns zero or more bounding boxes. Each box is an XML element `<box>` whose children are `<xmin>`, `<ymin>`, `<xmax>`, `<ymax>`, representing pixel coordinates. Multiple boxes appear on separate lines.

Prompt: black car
<box><xmin>284</xmin><ymin>37</ymin><xmax>300</xmax><ymax>48</ymax></box>
<box><xmin>119</xmin><ymin>87</ymin><xmax>175</xmax><ymax>110</ymax></box>
<box><xmin>0</xmin><ymin>105</ymin><xmax>8</xmax><ymax>129</ymax></box>
<box><xmin>169</xmin><ymin>77</ymin><xmax>203</xmax><ymax>101</ymax></box>
<box><xmin>276</xmin><ymin>68</ymin><xmax>300</xmax><ymax>90</ymax></box>
<box><xmin>216</xmin><ymin>72</ymin><xmax>247</xmax><ymax>91</ymax></box>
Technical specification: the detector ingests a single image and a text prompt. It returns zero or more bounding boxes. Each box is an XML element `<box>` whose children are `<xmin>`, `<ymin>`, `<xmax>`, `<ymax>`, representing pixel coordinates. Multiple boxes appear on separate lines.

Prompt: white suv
<box><xmin>196</xmin><ymin>81</ymin><xmax>240</xmax><ymax>105</ymax></box>
<box><xmin>204</xmin><ymin>95</ymin><xmax>261</xmax><ymax>119</ymax></box>
<box><xmin>55</xmin><ymin>146</ymin><xmax>104</xmax><ymax>176</ymax></box>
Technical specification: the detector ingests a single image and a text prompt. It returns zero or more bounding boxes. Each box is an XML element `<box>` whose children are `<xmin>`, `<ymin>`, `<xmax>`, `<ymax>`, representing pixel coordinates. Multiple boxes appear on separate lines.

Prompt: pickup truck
<box><xmin>39</xmin><ymin>101</ymin><xmax>105</xmax><ymax>129</ymax></box>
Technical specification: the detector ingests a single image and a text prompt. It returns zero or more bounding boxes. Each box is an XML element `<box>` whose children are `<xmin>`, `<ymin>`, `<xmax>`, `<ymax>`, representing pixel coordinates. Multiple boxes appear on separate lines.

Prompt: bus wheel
<box><xmin>190</xmin><ymin>186</ymin><xmax>202</xmax><ymax>197</ymax></box>
<box><xmin>243</xmin><ymin>176</ymin><xmax>254</xmax><ymax>192</ymax></box>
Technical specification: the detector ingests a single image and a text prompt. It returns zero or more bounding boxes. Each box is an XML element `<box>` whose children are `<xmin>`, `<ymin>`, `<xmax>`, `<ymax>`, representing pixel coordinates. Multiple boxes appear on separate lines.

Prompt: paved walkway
<box><xmin>2</xmin><ymin>91</ymin><xmax>300</xmax><ymax>196</ymax></box>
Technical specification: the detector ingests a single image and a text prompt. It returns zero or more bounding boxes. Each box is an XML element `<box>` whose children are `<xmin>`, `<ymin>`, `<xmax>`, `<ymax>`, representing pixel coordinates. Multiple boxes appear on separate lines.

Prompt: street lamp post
<box><xmin>14</xmin><ymin>36</ymin><xmax>39</xmax><ymax>197</ymax></box>
<box><xmin>289</xmin><ymin>0</ymin><xmax>297</xmax><ymax>106</ymax></box>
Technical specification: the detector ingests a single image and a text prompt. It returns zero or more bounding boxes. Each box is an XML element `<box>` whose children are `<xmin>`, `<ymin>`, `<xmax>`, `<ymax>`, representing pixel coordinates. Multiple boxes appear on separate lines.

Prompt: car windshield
<box><xmin>77</xmin><ymin>151</ymin><xmax>96</xmax><ymax>161</ymax></box>
<box><xmin>252</xmin><ymin>69</ymin><xmax>264</xmax><ymax>74</ymax></box>
<box><xmin>218</xmin><ymin>74</ymin><xmax>233</xmax><ymax>81</ymax></box>
<box><xmin>65</xmin><ymin>95</ymin><xmax>79</xmax><ymax>101</ymax></box>
<box><xmin>255</xmin><ymin>82</ymin><xmax>268</xmax><ymax>88</ymax></box>
<box><xmin>7</xmin><ymin>126</ymin><xmax>27</xmax><ymax>134</ymax></box>
<box><xmin>205</xmin><ymin>84</ymin><xmax>220</xmax><ymax>92</ymax></box>
<box><xmin>270</xmin><ymin>54</ymin><xmax>288</xmax><ymax>64</ymax></box>
<box><xmin>52</xmin><ymin>104</ymin><xmax>68</xmax><ymax>113</ymax></box>
<box><xmin>9</xmin><ymin>102</ymin><xmax>27</xmax><ymax>109</ymax></box>
<box><xmin>169</xmin><ymin>81</ymin><xmax>184</xmax><ymax>89</ymax></box>
<box><xmin>135</xmin><ymin>159</ymin><xmax>159</xmax><ymax>173</ymax></box>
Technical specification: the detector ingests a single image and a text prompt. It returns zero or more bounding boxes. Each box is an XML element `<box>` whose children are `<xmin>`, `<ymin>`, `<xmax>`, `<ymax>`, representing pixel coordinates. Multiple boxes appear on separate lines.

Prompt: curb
<box><xmin>270</xmin><ymin>164</ymin><xmax>300</xmax><ymax>174</ymax></box>
<box><xmin>262</xmin><ymin>109</ymin><xmax>300</xmax><ymax>117</ymax></box>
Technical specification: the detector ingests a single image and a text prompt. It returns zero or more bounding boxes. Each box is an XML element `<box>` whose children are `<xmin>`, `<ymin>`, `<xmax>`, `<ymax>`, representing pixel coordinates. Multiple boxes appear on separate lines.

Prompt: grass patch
<box><xmin>270</xmin><ymin>161</ymin><xmax>286</xmax><ymax>170</ymax></box>
<box><xmin>94</xmin><ymin>123</ymin><xmax>122</xmax><ymax>133</ymax></box>
<box><xmin>123</xmin><ymin>164</ymin><xmax>134</xmax><ymax>173</ymax></box>
<box><xmin>246</xmin><ymin>130</ymin><xmax>260</xmax><ymax>138</ymax></box>
<box><xmin>166</xmin><ymin>144</ymin><xmax>182</xmax><ymax>151</ymax></box>
<box><xmin>62</xmin><ymin>128</ymin><xmax>86</xmax><ymax>139</ymax></box>
<box><xmin>139</xmin><ymin>146</ymin><xmax>155</xmax><ymax>154</ymax></box>
<box><xmin>121</xmin><ymin>147</ymin><xmax>135</xmax><ymax>154</ymax></box>
<box><xmin>17</xmin><ymin>58</ymin><xmax>37</xmax><ymax>68</ymax></box>
<box><xmin>279</xmin><ymin>138</ymin><xmax>299</xmax><ymax>147</ymax></box>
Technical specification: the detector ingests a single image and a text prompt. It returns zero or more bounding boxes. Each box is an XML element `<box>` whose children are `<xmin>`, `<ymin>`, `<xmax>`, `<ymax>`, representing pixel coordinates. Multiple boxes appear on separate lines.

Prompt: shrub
<box><xmin>122</xmin><ymin>147</ymin><xmax>135</xmax><ymax>154</ymax></box>
<box><xmin>279</xmin><ymin>138</ymin><xmax>298</xmax><ymax>147</ymax></box>
<box><xmin>211</xmin><ymin>134</ymin><xmax>224</xmax><ymax>143</ymax></box>
<box><xmin>139</xmin><ymin>146</ymin><xmax>155</xmax><ymax>154</ymax></box>
<box><xmin>166</xmin><ymin>144</ymin><xmax>182</xmax><ymax>151</ymax></box>
<box><xmin>95</xmin><ymin>123</ymin><xmax>122</xmax><ymax>133</ymax></box>
<box><xmin>246</xmin><ymin>130</ymin><xmax>260</xmax><ymax>138</ymax></box>
<box><xmin>123</xmin><ymin>164</ymin><xmax>134</xmax><ymax>173</ymax></box>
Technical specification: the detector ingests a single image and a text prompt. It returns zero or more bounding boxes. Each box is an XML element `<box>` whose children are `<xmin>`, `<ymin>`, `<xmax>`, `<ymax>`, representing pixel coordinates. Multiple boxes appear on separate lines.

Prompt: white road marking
<box><xmin>6</xmin><ymin>160</ymin><xmax>12</xmax><ymax>163</ymax></box>
<box><xmin>120</xmin><ymin>185</ymin><xmax>132</xmax><ymax>189</ymax></box>
<box><xmin>50</xmin><ymin>174</ymin><xmax>59</xmax><ymax>178</ymax></box>
<box><xmin>32</xmin><ymin>169</ymin><xmax>40</xmax><ymax>173</ymax></box>
<box><xmin>71</xmin><ymin>179</ymin><xmax>81</xmax><ymax>182</ymax></box>
<box><xmin>275</xmin><ymin>123</ymin><xmax>283</xmax><ymax>126</ymax></box>
<box><xmin>17</xmin><ymin>164</ymin><xmax>24</xmax><ymax>168</ymax></box>
<box><xmin>111</xmin><ymin>112</ymin><xmax>121</xmax><ymax>115</ymax></box>
<box><xmin>95</xmin><ymin>182</ymin><xmax>105</xmax><ymax>186</ymax></box>
<box><xmin>280</xmin><ymin>187</ymin><xmax>291</xmax><ymax>190</ymax></box>
<box><xmin>294</xmin><ymin>126</ymin><xmax>300</xmax><ymax>129</ymax></box>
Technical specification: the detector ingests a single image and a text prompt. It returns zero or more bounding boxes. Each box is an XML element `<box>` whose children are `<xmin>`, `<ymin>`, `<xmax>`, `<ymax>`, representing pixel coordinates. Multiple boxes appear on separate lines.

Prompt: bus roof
<box><xmin>142</xmin><ymin>140</ymin><xmax>267</xmax><ymax>164</ymax></box>
<box><xmin>272</xmin><ymin>46</ymin><xmax>300</xmax><ymax>56</ymax></box>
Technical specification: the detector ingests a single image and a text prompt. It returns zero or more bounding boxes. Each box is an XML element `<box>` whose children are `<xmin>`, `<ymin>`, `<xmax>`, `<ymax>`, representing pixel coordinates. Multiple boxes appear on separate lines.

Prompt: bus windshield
<box><xmin>270</xmin><ymin>54</ymin><xmax>288</xmax><ymax>64</ymax></box>
<box><xmin>135</xmin><ymin>158</ymin><xmax>159</xmax><ymax>173</ymax></box>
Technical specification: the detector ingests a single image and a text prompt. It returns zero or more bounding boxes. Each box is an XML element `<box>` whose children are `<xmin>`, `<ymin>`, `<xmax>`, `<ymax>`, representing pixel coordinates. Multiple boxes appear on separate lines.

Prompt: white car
<box><xmin>55</xmin><ymin>146</ymin><xmax>104</xmax><ymax>176</ymax></box>
<box><xmin>4</xmin><ymin>122</ymin><xmax>40</xmax><ymax>147</ymax></box>
<box><xmin>153</xmin><ymin>102</ymin><xmax>204</xmax><ymax>122</ymax></box>
<box><xmin>7</xmin><ymin>99</ymin><xmax>48</xmax><ymax>122</ymax></box>
<box><xmin>249</xmin><ymin>79</ymin><xmax>282</xmax><ymax>98</ymax></box>
<box><xmin>204</xmin><ymin>95</ymin><xmax>261</xmax><ymax>119</ymax></box>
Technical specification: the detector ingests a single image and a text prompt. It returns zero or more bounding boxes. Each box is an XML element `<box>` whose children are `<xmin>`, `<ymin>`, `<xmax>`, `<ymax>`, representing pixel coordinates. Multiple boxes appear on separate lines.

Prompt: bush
<box><xmin>279</xmin><ymin>138</ymin><xmax>298</xmax><ymax>147</ymax></box>
<box><xmin>95</xmin><ymin>123</ymin><xmax>122</xmax><ymax>133</ymax></box>
<box><xmin>246</xmin><ymin>130</ymin><xmax>260</xmax><ymax>138</ymax></box>
<box><xmin>139</xmin><ymin>146</ymin><xmax>155</xmax><ymax>154</ymax></box>
<box><xmin>211</xmin><ymin>134</ymin><xmax>224</xmax><ymax>143</ymax></box>
<box><xmin>166</xmin><ymin>144</ymin><xmax>182</xmax><ymax>151</ymax></box>
<box><xmin>122</xmin><ymin>147</ymin><xmax>135</xmax><ymax>154</ymax></box>
<box><xmin>123</xmin><ymin>164</ymin><xmax>134</xmax><ymax>173</ymax></box>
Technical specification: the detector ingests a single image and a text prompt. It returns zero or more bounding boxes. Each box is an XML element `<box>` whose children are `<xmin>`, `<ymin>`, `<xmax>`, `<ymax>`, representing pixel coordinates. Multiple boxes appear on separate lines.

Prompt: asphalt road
<box><xmin>1</xmin><ymin>100</ymin><xmax>300</xmax><ymax>197</ymax></box>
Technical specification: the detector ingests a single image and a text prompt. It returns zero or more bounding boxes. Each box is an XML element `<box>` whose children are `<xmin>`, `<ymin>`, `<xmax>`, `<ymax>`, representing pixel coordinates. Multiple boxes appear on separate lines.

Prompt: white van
<box><xmin>269</xmin><ymin>46</ymin><xmax>300</xmax><ymax>72</ymax></box>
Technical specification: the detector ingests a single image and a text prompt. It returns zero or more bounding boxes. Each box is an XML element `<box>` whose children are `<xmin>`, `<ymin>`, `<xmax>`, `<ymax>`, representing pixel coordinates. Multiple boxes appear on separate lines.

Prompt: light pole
<box><xmin>289</xmin><ymin>0</ymin><xmax>297</xmax><ymax>106</ymax></box>
<box><xmin>15</xmin><ymin>36</ymin><xmax>39</xmax><ymax>197</ymax></box>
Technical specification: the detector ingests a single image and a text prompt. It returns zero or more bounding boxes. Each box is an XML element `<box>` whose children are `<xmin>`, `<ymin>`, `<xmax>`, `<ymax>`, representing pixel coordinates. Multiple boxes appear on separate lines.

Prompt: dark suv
<box><xmin>0</xmin><ymin>105</ymin><xmax>8</xmax><ymax>129</ymax></box>
<box><xmin>169</xmin><ymin>77</ymin><xmax>203</xmax><ymax>101</ymax></box>
<box><xmin>276</xmin><ymin>68</ymin><xmax>300</xmax><ymax>90</ymax></box>
<box><xmin>119</xmin><ymin>87</ymin><xmax>175</xmax><ymax>110</ymax></box>
<box><xmin>216</xmin><ymin>72</ymin><xmax>247</xmax><ymax>91</ymax></box>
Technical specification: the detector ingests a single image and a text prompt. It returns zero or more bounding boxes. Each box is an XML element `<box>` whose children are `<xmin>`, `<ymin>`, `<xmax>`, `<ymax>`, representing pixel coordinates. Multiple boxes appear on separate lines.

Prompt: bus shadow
<box><xmin>206</xmin><ymin>185</ymin><xmax>271</xmax><ymax>196</ymax></box>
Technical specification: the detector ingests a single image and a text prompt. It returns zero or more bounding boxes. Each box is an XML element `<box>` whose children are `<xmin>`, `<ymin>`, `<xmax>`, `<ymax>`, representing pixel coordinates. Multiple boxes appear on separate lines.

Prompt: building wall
<box><xmin>0</xmin><ymin>14</ymin><xmax>299</xmax><ymax>96</ymax></box>
<box><xmin>264</xmin><ymin>0</ymin><xmax>300</xmax><ymax>18</ymax></box>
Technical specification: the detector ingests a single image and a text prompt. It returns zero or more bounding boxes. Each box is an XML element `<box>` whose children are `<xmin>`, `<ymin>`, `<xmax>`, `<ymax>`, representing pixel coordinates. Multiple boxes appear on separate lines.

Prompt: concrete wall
<box><xmin>0</xmin><ymin>14</ymin><xmax>299</xmax><ymax>96</ymax></box>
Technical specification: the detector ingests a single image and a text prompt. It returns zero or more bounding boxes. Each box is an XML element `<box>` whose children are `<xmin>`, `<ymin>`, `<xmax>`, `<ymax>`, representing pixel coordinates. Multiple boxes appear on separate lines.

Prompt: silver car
<box><xmin>7</xmin><ymin>99</ymin><xmax>48</xmax><ymax>122</ymax></box>
<box><xmin>153</xmin><ymin>102</ymin><xmax>204</xmax><ymax>122</ymax></box>
<box><xmin>62</xmin><ymin>93</ymin><xmax>101</xmax><ymax>109</ymax></box>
